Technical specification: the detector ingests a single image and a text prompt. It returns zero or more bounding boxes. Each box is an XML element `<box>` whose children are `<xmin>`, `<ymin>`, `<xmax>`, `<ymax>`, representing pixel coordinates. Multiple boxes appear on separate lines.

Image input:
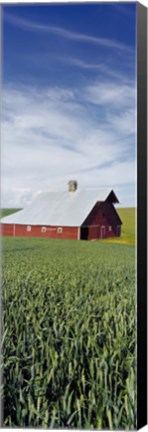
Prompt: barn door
<box><xmin>101</xmin><ymin>226</ymin><xmax>105</xmax><ymax>239</ymax></box>
<box><xmin>81</xmin><ymin>227</ymin><xmax>88</xmax><ymax>240</ymax></box>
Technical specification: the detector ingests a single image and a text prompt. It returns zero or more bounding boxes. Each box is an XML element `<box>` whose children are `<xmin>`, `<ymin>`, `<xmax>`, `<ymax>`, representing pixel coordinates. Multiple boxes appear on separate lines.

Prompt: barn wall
<box><xmin>82</xmin><ymin>202</ymin><xmax>121</xmax><ymax>239</ymax></box>
<box><xmin>88</xmin><ymin>226</ymin><xmax>100</xmax><ymax>240</ymax></box>
<box><xmin>0</xmin><ymin>224</ymin><xmax>14</xmax><ymax>236</ymax></box>
<box><xmin>1</xmin><ymin>224</ymin><xmax>79</xmax><ymax>240</ymax></box>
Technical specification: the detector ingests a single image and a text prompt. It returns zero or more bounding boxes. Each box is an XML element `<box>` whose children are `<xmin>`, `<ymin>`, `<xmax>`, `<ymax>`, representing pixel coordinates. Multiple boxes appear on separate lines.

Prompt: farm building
<box><xmin>1</xmin><ymin>181</ymin><xmax>122</xmax><ymax>240</ymax></box>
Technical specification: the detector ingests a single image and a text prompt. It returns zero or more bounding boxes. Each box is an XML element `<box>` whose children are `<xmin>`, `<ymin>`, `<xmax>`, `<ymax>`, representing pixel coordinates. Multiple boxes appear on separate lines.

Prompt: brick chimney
<box><xmin>68</xmin><ymin>180</ymin><xmax>78</xmax><ymax>192</ymax></box>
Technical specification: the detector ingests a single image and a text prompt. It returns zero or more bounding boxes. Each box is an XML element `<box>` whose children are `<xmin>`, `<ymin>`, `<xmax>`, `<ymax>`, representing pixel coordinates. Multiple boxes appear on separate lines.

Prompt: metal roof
<box><xmin>1</xmin><ymin>189</ymin><xmax>119</xmax><ymax>227</ymax></box>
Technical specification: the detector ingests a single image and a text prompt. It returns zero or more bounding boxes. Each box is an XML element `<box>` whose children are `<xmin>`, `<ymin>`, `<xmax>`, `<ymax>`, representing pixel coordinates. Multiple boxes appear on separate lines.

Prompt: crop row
<box><xmin>2</xmin><ymin>237</ymin><xmax>136</xmax><ymax>428</ymax></box>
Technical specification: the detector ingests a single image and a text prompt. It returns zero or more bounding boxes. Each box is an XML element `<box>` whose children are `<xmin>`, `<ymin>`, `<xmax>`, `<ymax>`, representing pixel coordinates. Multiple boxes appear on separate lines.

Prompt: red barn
<box><xmin>1</xmin><ymin>181</ymin><xmax>122</xmax><ymax>240</ymax></box>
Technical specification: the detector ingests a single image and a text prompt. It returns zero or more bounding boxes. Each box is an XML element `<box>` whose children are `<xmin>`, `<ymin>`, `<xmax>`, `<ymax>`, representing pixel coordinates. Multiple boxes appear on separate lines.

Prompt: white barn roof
<box><xmin>1</xmin><ymin>189</ymin><xmax>119</xmax><ymax>227</ymax></box>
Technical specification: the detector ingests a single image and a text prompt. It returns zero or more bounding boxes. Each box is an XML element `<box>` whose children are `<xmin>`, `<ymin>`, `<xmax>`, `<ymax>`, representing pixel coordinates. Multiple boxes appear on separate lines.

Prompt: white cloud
<box><xmin>1</xmin><ymin>78</ymin><xmax>136</xmax><ymax>208</ymax></box>
<box><xmin>85</xmin><ymin>81</ymin><xmax>136</xmax><ymax>109</ymax></box>
<box><xmin>107</xmin><ymin>109</ymin><xmax>137</xmax><ymax>135</ymax></box>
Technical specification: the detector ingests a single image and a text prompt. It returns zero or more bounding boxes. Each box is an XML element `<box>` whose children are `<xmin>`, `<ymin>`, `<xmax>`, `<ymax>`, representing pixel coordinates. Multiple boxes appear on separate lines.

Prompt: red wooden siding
<box><xmin>81</xmin><ymin>202</ymin><xmax>121</xmax><ymax>240</ymax></box>
<box><xmin>1</xmin><ymin>224</ymin><xmax>79</xmax><ymax>240</ymax></box>
<box><xmin>0</xmin><ymin>224</ymin><xmax>14</xmax><ymax>236</ymax></box>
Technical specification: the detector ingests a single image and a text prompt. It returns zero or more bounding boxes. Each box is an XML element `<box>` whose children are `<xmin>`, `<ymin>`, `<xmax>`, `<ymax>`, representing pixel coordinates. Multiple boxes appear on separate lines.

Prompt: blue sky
<box><xmin>2</xmin><ymin>2</ymin><xmax>137</xmax><ymax>207</ymax></box>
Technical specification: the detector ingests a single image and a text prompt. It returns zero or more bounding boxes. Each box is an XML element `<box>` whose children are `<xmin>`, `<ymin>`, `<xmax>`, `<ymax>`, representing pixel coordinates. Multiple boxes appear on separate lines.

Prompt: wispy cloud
<box><xmin>67</xmin><ymin>57</ymin><xmax>135</xmax><ymax>82</ymax></box>
<box><xmin>85</xmin><ymin>81</ymin><xmax>136</xmax><ymax>108</ymax></box>
<box><xmin>4</xmin><ymin>12</ymin><xmax>132</xmax><ymax>52</ymax></box>
<box><xmin>2</xmin><ymin>74</ymin><xmax>136</xmax><ymax>207</ymax></box>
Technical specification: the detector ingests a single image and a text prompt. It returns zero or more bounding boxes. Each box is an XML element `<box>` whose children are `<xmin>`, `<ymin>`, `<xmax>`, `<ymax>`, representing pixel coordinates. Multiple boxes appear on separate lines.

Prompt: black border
<box><xmin>137</xmin><ymin>2</ymin><xmax>147</xmax><ymax>429</ymax></box>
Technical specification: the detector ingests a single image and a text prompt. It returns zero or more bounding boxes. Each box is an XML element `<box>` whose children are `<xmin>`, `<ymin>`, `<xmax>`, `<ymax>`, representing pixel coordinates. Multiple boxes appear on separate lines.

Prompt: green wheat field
<box><xmin>1</xmin><ymin>208</ymin><xmax>136</xmax><ymax>428</ymax></box>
